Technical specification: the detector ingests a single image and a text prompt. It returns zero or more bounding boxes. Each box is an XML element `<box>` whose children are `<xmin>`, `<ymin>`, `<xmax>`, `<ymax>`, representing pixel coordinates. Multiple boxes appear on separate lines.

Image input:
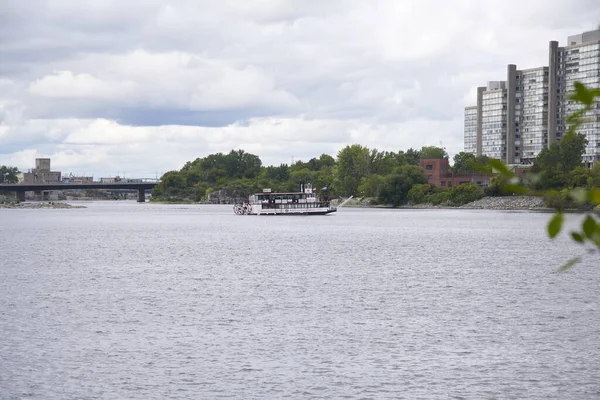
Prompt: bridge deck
<box><xmin>0</xmin><ymin>182</ymin><xmax>159</xmax><ymax>191</ymax></box>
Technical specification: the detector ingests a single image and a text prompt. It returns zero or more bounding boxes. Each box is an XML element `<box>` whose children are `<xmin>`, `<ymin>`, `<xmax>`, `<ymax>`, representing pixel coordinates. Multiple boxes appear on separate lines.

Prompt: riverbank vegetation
<box><xmin>150</xmin><ymin>145</ymin><xmax>495</xmax><ymax>207</ymax></box>
<box><xmin>150</xmin><ymin>136</ymin><xmax>596</xmax><ymax>210</ymax></box>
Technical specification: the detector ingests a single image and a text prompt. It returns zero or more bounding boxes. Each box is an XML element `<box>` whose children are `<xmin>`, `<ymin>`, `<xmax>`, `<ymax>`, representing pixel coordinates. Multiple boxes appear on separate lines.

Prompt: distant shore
<box><xmin>0</xmin><ymin>201</ymin><xmax>86</xmax><ymax>209</ymax></box>
<box><xmin>2</xmin><ymin>197</ymin><xmax>594</xmax><ymax>213</ymax></box>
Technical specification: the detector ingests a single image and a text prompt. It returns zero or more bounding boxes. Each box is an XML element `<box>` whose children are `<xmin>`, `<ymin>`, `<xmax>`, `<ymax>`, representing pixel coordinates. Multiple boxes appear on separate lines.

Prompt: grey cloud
<box><xmin>1</xmin><ymin>0</ymin><xmax>599</xmax><ymax>174</ymax></box>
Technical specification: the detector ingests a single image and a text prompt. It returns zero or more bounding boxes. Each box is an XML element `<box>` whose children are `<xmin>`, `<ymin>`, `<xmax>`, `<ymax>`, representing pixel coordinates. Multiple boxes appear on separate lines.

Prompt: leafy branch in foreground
<box><xmin>544</xmin><ymin>82</ymin><xmax>600</xmax><ymax>269</ymax></box>
<box><xmin>474</xmin><ymin>81</ymin><xmax>600</xmax><ymax>271</ymax></box>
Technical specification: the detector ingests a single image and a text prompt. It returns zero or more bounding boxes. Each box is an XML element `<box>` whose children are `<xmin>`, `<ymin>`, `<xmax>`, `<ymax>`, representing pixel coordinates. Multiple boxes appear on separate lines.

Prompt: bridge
<box><xmin>0</xmin><ymin>182</ymin><xmax>159</xmax><ymax>202</ymax></box>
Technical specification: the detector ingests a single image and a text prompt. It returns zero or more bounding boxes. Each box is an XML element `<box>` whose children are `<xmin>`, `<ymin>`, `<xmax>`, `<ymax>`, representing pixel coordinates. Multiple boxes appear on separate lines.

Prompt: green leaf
<box><xmin>570</xmin><ymin>231</ymin><xmax>584</xmax><ymax>243</ymax></box>
<box><xmin>582</xmin><ymin>215</ymin><xmax>597</xmax><ymax>239</ymax></box>
<box><xmin>592</xmin><ymin>232</ymin><xmax>600</xmax><ymax>248</ymax></box>
<box><xmin>487</xmin><ymin>159</ymin><xmax>513</xmax><ymax>177</ymax></box>
<box><xmin>569</xmin><ymin>187</ymin><xmax>588</xmax><ymax>205</ymax></box>
<box><xmin>589</xmin><ymin>188</ymin><xmax>600</xmax><ymax>204</ymax></box>
<box><xmin>557</xmin><ymin>257</ymin><xmax>582</xmax><ymax>273</ymax></box>
<box><xmin>569</xmin><ymin>81</ymin><xmax>595</xmax><ymax>106</ymax></box>
<box><xmin>566</xmin><ymin>108</ymin><xmax>586</xmax><ymax>124</ymax></box>
<box><xmin>547</xmin><ymin>212</ymin><xmax>564</xmax><ymax>239</ymax></box>
<box><xmin>471</xmin><ymin>162</ymin><xmax>493</xmax><ymax>175</ymax></box>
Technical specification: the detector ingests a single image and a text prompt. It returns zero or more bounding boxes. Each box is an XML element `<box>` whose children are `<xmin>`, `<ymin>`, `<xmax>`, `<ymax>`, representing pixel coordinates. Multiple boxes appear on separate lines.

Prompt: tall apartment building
<box><xmin>464</xmin><ymin>28</ymin><xmax>600</xmax><ymax>166</ymax></box>
<box><xmin>463</xmin><ymin>106</ymin><xmax>478</xmax><ymax>154</ymax></box>
<box><xmin>465</xmin><ymin>67</ymin><xmax>549</xmax><ymax>165</ymax></box>
<box><xmin>549</xmin><ymin>29</ymin><xmax>600</xmax><ymax>166</ymax></box>
<box><xmin>511</xmin><ymin>66</ymin><xmax>549</xmax><ymax>164</ymax></box>
<box><xmin>480</xmin><ymin>81</ymin><xmax>508</xmax><ymax>160</ymax></box>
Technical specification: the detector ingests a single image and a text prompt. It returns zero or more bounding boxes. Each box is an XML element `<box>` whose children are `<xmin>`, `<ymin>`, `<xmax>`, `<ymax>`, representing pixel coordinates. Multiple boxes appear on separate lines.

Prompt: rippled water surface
<box><xmin>1</xmin><ymin>202</ymin><xmax>599</xmax><ymax>399</ymax></box>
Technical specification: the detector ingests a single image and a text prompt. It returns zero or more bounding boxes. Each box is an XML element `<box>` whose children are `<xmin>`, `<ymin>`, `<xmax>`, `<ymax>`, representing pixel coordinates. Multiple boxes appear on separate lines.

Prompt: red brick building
<box><xmin>418</xmin><ymin>158</ymin><xmax>491</xmax><ymax>188</ymax></box>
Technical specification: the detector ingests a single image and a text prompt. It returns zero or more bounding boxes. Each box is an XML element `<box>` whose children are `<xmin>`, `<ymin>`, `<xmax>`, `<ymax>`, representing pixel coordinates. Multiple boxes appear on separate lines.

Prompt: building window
<box><xmin>425</xmin><ymin>164</ymin><xmax>433</xmax><ymax>170</ymax></box>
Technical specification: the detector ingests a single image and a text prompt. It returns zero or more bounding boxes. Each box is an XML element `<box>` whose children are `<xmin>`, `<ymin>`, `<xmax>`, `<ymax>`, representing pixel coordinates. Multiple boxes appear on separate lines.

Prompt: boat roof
<box><xmin>252</xmin><ymin>191</ymin><xmax>314</xmax><ymax>195</ymax></box>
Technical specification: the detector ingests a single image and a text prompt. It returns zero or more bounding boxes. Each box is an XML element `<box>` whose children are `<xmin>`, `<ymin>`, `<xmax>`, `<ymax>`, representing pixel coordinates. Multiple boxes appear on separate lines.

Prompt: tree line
<box><xmin>150</xmin><ymin>145</ymin><xmax>487</xmax><ymax>206</ymax></box>
<box><xmin>150</xmin><ymin>125</ymin><xmax>599</xmax><ymax>210</ymax></box>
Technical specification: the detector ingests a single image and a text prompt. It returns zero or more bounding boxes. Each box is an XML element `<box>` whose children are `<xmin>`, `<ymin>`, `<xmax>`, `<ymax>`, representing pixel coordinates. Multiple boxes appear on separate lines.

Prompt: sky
<box><xmin>1</xmin><ymin>1</ymin><xmax>599</xmax><ymax>178</ymax></box>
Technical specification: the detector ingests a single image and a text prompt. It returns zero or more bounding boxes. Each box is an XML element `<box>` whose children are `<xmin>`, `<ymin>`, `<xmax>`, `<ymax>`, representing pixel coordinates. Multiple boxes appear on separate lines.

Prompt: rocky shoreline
<box><xmin>459</xmin><ymin>196</ymin><xmax>549</xmax><ymax>211</ymax></box>
<box><xmin>0</xmin><ymin>201</ymin><xmax>86</xmax><ymax>209</ymax></box>
<box><xmin>334</xmin><ymin>196</ymin><xmax>552</xmax><ymax>211</ymax></box>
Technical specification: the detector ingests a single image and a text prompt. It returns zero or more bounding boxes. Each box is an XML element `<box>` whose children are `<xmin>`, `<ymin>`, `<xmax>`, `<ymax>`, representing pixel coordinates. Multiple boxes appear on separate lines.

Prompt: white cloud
<box><xmin>1</xmin><ymin>116</ymin><xmax>464</xmax><ymax>177</ymax></box>
<box><xmin>28</xmin><ymin>70</ymin><xmax>135</xmax><ymax>100</ymax></box>
<box><xmin>25</xmin><ymin>51</ymin><xmax>300</xmax><ymax>112</ymax></box>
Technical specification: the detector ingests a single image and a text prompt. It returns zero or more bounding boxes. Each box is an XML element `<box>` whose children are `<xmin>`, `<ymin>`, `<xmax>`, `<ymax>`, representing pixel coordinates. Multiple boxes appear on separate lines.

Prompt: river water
<box><xmin>1</xmin><ymin>202</ymin><xmax>599</xmax><ymax>399</ymax></box>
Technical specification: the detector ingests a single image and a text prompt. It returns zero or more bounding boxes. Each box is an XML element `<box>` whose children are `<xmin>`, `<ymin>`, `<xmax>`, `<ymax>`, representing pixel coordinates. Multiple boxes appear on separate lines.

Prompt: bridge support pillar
<box><xmin>137</xmin><ymin>189</ymin><xmax>145</xmax><ymax>203</ymax></box>
<box><xmin>15</xmin><ymin>191</ymin><xmax>26</xmax><ymax>202</ymax></box>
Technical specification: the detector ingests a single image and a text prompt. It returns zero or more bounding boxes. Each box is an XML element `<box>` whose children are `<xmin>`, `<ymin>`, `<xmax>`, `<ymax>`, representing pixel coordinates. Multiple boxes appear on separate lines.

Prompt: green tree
<box><xmin>370</xmin><ymin>149</ymin><xmax>398</xmax><ymax>176</ymax></box>
<box><xmin>290</xmin><ymin>168</ymin><xmax>314</xmax><ymax>186</ymax></box>
<box><xmin>448</xmin><ymin>183</ymin><xmax>484</xmax><ymax>205</ymax></box>
<box><xmin>0</xmin><ymin>166</ymin><xmax>20</xmax><ymax>184</ymax></box>
<box><xmin>221</xmin><ymin>178</ymin><xmax>258</xmax><ymax>200</ymax></box>
<box><xmin>531</xmin><ymin>132</ymin><xmax>588</xmax><ymax>189</ymax></box>
<box><xmin>407</xmin><ymin>183</ymin><xmax>432</xmax><ymax>204</ymax></box>
<box><xmin>451</xmin><ymin>152</ymin><xmax>477</xmax><ymax>173</ymax></box>
<box><xmin>334</xmin><ymin>144</ymin><xmax>371</xmax><ymax>196</ymax></box>
<box><xmin>263</xmin><ymin>164</ymin><xmax>290</xmax><ymax>182</ymax></box>
<box><xmin>569</xmin><ymin>164</ymin><xmax>600</xmax><ymax>189</ymax></box>
<box><xmin>317</xmin><ymin>154</ymin><xmax>336</xmax><ymax>170</ymax></box>
<box><xmin>224</xmin><ymin>149</ymin><xmax>262</xmax><ymax>179</ymax></box>
<box><xmin>420</xmin><ymin>146</ymin><xmax>448</xmax><ymax>159</ymax></box>
<box><xmin>424</xmin><ymin>188</ymin><xmax>451</xmax><ymax>205</ymax></box>
<box><xmin>475</xmin><ymin>155</ymin><xmax>490</xmax><ymax>165</ymax></box>
<box><xmin>484</xmin><ymin>175</ymin><xmax>513</xmax><ymax>197</ymax></box>
<box><xmin>152</xmin><ymin>171</ymin><xmax>186</xmax><ymax>198</ymax></box>
<box><xmin>401</xmin><ymin>148</ymin><xmax>421</xmax><ymax>165</ymax></box>
<box><xmin>377</xmin><ymin>165</ymin><xmax>427</xmax><ymax>206</ymax></box>
<box><xmin>198</xmin><ymin>152</ymin><xmax>227</xmax><ymax>174</ymax></box>
<box><xmin>357</xmin><ymin>174</ymin><xmax>386</xmax><ymax>198</ymax></box>
<box><xmin>289</xmin><ymin>159</ymin><xmax>309</xmax><ymax>172</ymax></box>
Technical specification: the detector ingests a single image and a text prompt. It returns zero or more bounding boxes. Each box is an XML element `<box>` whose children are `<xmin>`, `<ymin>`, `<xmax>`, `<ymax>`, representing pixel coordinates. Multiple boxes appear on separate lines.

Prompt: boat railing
<box><xmin>260</xmin><ymin>201</ymin><xmax>331</xmax><ymax>210</ymax></box>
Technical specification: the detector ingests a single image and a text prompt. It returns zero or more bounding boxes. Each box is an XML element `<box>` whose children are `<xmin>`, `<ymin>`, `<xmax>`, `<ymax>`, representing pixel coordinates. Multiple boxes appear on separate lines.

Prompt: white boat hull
<box><xmin>234</xmin><ymin>203</ymin><xmax>336</xmax><ymax>215</ymax></box>
<box><xmin>251</xmin><ymin>206</ymin><xmax>337</xmax><ymax>216</ymax></box>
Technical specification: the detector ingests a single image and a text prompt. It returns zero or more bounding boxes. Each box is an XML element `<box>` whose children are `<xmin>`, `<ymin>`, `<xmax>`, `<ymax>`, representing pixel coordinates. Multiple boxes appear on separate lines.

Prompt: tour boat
<box><xmin>234</xmin><ymin>183</ymin><xmax>337</xmax><ymax>215</ymax></box>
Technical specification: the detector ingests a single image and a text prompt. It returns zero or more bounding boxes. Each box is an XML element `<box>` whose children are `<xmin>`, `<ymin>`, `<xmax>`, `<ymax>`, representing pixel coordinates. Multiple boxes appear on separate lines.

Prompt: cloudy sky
<box><xmin>1</xmin><ymin>1</ymin><xmax>599</xmax><ymax>178</ymax></box>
